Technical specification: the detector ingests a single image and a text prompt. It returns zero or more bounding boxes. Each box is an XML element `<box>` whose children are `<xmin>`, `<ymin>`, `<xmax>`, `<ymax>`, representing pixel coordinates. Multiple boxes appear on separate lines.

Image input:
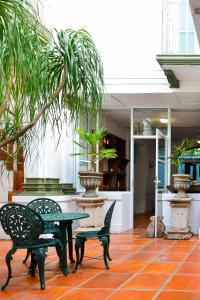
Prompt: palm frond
<box><xmin>0</xmin><ymin>0</ymin><xmax>104</xmax><ymax>162</ymax></box>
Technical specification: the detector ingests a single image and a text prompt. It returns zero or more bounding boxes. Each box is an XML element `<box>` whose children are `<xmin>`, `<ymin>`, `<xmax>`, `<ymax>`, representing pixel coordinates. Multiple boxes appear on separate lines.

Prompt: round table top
<box><xmin>41</xmin><ymin>212</ymin><xmax>89</xmax><ymax>222</ymax></box>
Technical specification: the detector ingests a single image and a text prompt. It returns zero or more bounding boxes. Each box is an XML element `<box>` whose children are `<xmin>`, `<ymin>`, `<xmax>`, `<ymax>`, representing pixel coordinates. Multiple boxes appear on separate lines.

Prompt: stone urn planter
<box><xmin>172</xmin><ymin>174</ymin><xmax>191</xmax><ymax>198</ymax></box>
<box><xmin>78</xmin><ymin>171</ymin><xmax>103</xmax><ymax>198</ymax></box>
<box><xmin>166</xmin><ymin>174</ymin><xmax>192</xmax><ymax>240</ymax></box>
<box><xmin>75</xmin><ymin>172</ymin><xmax>106</xmax><ymax>230</ymax></box>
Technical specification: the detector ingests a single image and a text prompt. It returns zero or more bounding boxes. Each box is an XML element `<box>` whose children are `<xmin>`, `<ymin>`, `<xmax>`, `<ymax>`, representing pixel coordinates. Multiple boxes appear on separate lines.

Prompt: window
<box><xmin>74</xmin><ymin>115</ymin><xmax>96</xmax><ymax>191</ymax></box>
<box><xmin>179</xmin><ymin>0</ymin><xmax>195</xmax><ymax>53</ymax></box>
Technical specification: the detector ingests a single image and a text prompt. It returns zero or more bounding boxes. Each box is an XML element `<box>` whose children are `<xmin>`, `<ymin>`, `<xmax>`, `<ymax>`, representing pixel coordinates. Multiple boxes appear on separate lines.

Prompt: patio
<box><xmin>0</xmin><ymin>215</ymin><xmax>200</xmax><ymax>300</ymax></box>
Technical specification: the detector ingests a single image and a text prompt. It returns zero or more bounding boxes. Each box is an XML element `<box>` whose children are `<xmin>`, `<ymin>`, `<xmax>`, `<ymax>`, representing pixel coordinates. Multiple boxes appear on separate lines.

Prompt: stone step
<box><xmin>62</xmin><ymin>183</ymin><xmax>74</xmax><ymax>189</ymax></box>
<box><xmin>25</xmin><ymin>178</ymin><xmax>60</xmax><ymax>184</ymax></box>
<box><xmin>62</xmin><ymin>188</ymin><xmax>76</xmax><ymax>195</ymax></box>
<box><xmin>20</xmin><ymin>178</ymin><xmax>76</xmax><ymax>196</ymax></box>
<box><xmin>23</xmin><ymin>183</ymin><xmax>62</xmax><ymax>189</ymax></box>
<box><xmin>62</xmin><ymin>183</ymin><xmax>76</xmax><ymax>195</ymax></box>
<box><xmin>20</xmin><ymin>191</ymin><xmax>64</xmax><ymax>195</ymax></box>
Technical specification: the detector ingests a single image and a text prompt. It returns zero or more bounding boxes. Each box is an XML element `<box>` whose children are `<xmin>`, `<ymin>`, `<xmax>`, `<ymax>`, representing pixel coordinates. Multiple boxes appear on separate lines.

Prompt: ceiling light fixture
<box><xmin>160</xmin><ymin>118</ymin><xmax>168</xmax><ymax>124</ymax></box>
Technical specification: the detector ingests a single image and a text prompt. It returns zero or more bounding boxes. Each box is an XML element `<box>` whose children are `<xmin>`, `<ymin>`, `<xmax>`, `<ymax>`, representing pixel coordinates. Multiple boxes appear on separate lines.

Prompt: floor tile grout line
<box><xmin>55</xmin><ymin>272</ymin><xmax>101</xmax><ymax>300</ymax></box>
<box><xmin>152</xmin><ymin>242</ymin><xmax>198</xmax><ymax>300</ymax></box>
<box><xmin>104</xmin><ymin>242</ymin><xmax>170</xmax><ymax>300</ymax></box>
<box><xmin>56</xmin><ymin>234</ymin><xmax>159</xmax><ymax>300</ymax></box>
<box><xmin>1</xmin><ymin>231</ymin><xmax>199</xmax><ymax>300</ymax></box>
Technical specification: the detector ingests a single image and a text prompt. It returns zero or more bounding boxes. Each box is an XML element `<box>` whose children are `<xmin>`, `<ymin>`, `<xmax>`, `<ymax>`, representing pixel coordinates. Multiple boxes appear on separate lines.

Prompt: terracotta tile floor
<box><xmin>0</xmin><ymin>214</ymin><xmax>200</xmax><ymax>299</ymax></box>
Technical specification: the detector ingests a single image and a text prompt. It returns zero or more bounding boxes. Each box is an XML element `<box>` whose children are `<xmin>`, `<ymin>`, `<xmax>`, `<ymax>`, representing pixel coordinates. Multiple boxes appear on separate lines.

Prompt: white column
<box><xmin>24</xmin><ymin>112</ymin><xmax>74</xmax><ymax>183</ymax></box>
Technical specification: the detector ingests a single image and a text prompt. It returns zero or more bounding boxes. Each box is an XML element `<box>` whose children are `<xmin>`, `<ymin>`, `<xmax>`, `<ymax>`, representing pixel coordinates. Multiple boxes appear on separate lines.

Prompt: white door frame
<box><xmin>155</xmin><ymin>128</ymin><xmax>168</xmax><ymax>237</ymax></box>
<box><xmin>131</xmin><ymin>108</ymin><xmax>171</xmax><ymax>231</ymax></box>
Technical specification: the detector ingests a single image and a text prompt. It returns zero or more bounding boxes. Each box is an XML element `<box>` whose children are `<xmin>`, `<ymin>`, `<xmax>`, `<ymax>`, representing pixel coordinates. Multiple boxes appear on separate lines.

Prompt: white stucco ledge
<box><xmin>161</xmin><ymin>193</ymin><xmax>200</xmax><ymax>235</ymax></box>
<box><xmin>97</xmin><ymin>192</ymin><xmax>132</xmax><ymax>233</ymax></box>
<box><xmin>0</xmin><ymin>191</ymin><xmax>131</xmax><ymax>239</ymax></box>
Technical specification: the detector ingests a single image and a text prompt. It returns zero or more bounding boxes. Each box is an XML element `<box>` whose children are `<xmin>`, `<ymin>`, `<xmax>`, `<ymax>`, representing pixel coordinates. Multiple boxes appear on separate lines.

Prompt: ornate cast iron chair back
<box><xmin>0</xmin><ymin>203</ymin><xmax>44</xmax><ymax>246</ymax></box>
<box><xmin>28</xmin><ymin>197</ymin><xmax>62</xmax><ymax>214</ymax></box>
<box><xmin>27</xmin><ymin>197</ymin><xmax>62</xmax><ymax>232</ymax></box>
<box><xmin>99</xmin><ymin>200</ymin><xmax>116</xmax><ymax>235</ymax></box>
<box><xmin>73</xmin><ymin>200</ymin><xmax>116</xmax><ymax>272</ymax></box>
<box><xmin>0</xmin><ymin>203</ymin><xmax>66</xmax><ymax>290</ymax></box>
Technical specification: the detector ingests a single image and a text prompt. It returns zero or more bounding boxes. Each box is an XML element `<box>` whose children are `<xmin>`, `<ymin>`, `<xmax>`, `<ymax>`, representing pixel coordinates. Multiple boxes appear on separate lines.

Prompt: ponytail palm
<box><xmin>0</xmin><ymin>0</ymin><xmax>104</xmax><ymax>160</ymax></box>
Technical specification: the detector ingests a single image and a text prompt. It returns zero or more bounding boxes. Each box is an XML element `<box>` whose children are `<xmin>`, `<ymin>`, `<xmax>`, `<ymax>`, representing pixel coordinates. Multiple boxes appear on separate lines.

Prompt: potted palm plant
<box><xmin>73</xmin><ymin>127</ymin><xmax>117</xmax><ymax>197</ymax></box>
<box><xmin>169</xmin><ymin>138</ymin><xmax>197</xmax><ymax>198</ymax></box>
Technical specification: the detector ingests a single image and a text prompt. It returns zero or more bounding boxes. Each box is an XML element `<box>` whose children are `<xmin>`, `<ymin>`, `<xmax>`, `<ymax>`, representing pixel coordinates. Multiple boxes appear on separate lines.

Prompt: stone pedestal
<box><xmin>166</xmin><ymin>198</ymin><xmax>192</xmax><ymax>240</ymax></box>
<box><xmin>73</xmin><ymin>196</ymin><xmax>106</xmax><ymax>230</ymax></box>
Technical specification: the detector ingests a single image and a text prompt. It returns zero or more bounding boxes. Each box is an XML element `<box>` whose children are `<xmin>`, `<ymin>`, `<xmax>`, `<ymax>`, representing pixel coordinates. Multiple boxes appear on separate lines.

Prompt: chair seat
<box><xmin>76</xmin><ymin>231</ymin><xmax>108</xmax><ymax>239</ymax></box>
<box><xmin>15</xmin><ymin>238</ymin><xmax>60</xmax><ymax>249</ymax></box>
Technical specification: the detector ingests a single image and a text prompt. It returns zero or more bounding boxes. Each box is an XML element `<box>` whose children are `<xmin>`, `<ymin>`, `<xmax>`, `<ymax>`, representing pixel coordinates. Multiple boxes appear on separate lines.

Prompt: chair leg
<box><xmin>29</xmin><ymin>251</ymin><xmax>37</xmax><ymax>276</ymax></box>
<box><xmin>56</xmin><ymin>241</ymin><xmax>69</xmax><ymax>275</ymax></box>
<box><xmin>79</xmin><ymin>239</ymin><xmax>86</xmax><ymax>264</ymax></box>
<box><xmin>107</xmin><ymin>235</ymin><xmax>112</xmax><ymax>261</ymax></box>
<box><xmin>100</xmin><ymin>236</ymin><xmax>110</xmax><ymax>270</ymax></box>
<box><xmin>23</xmin><ymin>249</ymin><xmax>31</xmax><ymax>264</ymax></box>
<box><xmin>73</xmin><ymin>237</ymin><xmax>82</xmax><ymax>273</ymax></box>
<box><xmin>2</xmin><ymin>247</ymin><xmax>17</xmax><ymax>290</ymax></box>
<box><xmin>32</xmin><ymin>247</ymin><xmax>47</xmax><ymax>290</ymax></box>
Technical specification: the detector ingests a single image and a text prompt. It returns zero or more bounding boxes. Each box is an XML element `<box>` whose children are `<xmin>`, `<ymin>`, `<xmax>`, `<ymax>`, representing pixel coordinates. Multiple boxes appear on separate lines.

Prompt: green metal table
<box><xmin>41</xmin><ymin>212</ymin><xmax>89</xmax><ymax>274</ymax></box>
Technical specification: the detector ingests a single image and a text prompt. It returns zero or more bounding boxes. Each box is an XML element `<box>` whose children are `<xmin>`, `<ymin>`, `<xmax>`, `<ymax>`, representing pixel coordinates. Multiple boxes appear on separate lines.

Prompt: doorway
<box><xmin>132</xmin><ymin>108</ymin><xmax>169</xmax><ymax>234</ymax></box>
<box><xmin>134</xmin><ymin>139</ymin><xmax>155</xmax><ymax>217</ymax></box>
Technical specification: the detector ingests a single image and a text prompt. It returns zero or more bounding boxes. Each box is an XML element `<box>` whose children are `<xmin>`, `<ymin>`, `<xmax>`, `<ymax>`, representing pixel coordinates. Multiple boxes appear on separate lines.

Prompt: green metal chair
<box><xmin>73</xmin><ymin>200</ymin><xmax>116</xmax><ymax>272</ymax></box>
<box><xmin>0</xmin><ymin>203</ymin><xmax>65</xmax><ymax>290</ymax></box>
<box><xmin>23</xmin><ymin>197</ymin><xmax>62</xmax><ymax>263</ymax></box>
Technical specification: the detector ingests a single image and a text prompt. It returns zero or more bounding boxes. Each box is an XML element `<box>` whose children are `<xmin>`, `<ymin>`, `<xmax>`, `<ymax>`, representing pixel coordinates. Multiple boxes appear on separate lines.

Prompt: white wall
<box><xmin>103</xmin><ymin>114</ymin><xmax>129</xmax><ymax>143</ymax></box>
<box><xmin>42</xmin><ymin>0</ymin><xmax>163</xmax><ymax>80</ymax></box>
<box><xmin>25</xmin><ymin>113</ymin><xmax>74</xmax><ymax>184</ymax></box>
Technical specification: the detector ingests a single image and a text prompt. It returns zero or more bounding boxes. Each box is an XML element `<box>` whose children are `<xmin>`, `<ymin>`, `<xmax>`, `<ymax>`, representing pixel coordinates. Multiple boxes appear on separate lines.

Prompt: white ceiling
<box><xmin>103</xmin><ymin>91</ymin><xmax>200</xmax><ymax>110</ymax></box>
<box><xmin>103</xmin><ymin>93</ymin><xmax>175</xmax><ymax>109</ymax></box>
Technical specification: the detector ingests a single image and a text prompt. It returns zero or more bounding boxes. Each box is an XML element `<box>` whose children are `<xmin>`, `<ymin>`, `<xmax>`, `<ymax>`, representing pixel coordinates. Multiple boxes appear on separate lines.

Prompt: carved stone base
<box><xmin>145</xmin><ymin>216</ymin><xmax>165</xmax><ymax>238</ymax></box>
<box><xmin>166</xmin><ymin>197</ymin><xmax>192</xmax><ymax>240</ymax></box>
<box><xmin>73</xmin><ymin>197</ymin><xmax>106</xmax><ymax>228</ymax></box>
<box><xmin>165</xmin><ymin>228</ymin><xmax>193</xmax><ymax>240</ymax></box>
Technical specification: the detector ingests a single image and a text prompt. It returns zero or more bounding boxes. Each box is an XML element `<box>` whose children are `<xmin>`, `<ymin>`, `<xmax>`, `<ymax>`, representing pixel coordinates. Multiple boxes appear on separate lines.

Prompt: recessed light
<box><xmin>160</xmin><ymin>118</ymin><xmax>168</xmax><ymax>124</ymax></box>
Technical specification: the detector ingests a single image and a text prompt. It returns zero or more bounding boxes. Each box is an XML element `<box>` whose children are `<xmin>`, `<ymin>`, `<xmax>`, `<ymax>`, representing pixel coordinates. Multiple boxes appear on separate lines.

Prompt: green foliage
<box><xmin>169</xmin><ymin>138</ymin><xmax>197</xmax><ymax>166</ymax></box>
<box><xmin>73</xmin><ymin>128</ymin><xmax>117</xmax><ymax>171</ymax></box>
<box><xmin>0</xmin><ymin>0</ymin><xmax>104</xmax><ymax>162</ymax></box>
